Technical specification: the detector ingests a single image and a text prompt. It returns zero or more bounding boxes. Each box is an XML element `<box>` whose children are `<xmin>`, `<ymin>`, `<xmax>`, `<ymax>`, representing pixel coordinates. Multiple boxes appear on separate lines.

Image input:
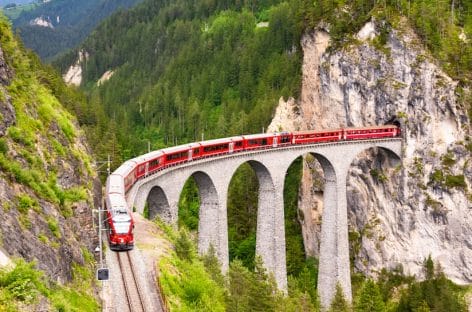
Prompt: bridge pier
<box><xmin>317</xmin><ymin>166</ymin><xmax>351</xmax><ymax>309</ymax></box>
<box><xmin>255</xmin><ymin>170</ymin><xmax>287</xmax><ymax>291</ymax></box>
<box><xmin>196</xmin><ymin>171</ymin><xmax>229</xmax><ymax>273</ymax></box>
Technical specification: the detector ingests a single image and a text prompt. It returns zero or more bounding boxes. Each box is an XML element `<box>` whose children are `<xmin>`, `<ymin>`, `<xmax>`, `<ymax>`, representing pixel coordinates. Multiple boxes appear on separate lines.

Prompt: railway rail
<box><xmin>117</xmin><ymin>251</ymin><xmax>146</xmax><ymax>312</ymax></box>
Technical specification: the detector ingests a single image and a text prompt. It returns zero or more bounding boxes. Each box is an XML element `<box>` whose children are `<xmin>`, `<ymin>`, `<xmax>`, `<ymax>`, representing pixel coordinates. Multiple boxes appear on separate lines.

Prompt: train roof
<box><xmin>344</xmin><ymin>125</ymin><xmax>398</xmax><ymax>131</ymax></box>
<box><xmin>133</xmin><ymin>150</ymin><xmax>163</xmax><ymax>163</ymax></box>
<box><xmin>113</xmin><ymin>160</ymin><xmax>137</xmax><ymax>177</ymax></box>
<box><xmin>199</xmin><ymin>137</ymin><xmax>233</xmax><ymax>146</ymax></box>
<box><xmin>293</xmin><ymin>129</ymin><xmax>343</xmax><ymax>135</ymax></box>
<box><xmin>242</xmin><ymin>133</ymin><xmax>279</xmax><ymax>140</ymax></box>
<box><xmin>107</xmin><ymin>194</ymin><xmax>131</xmax><ymax>219</ymax></box>
<box><xmin>161</xmin><ymin>144</ymin><xmax>193</xmax><ymax>155</ymax></box>
<box><xmin>106</xmin><ymin>174</ymin><xmax>125</xmax><ymax>195</ymax></box>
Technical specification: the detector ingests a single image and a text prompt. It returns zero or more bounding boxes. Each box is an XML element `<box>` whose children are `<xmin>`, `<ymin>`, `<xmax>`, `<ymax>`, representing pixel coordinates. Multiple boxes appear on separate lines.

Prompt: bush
<box><xmin>16</xmin><ymin>194</ymin><xmax>39</xmax><ymax>214</ymax></box>
<box><xmin>47</xmin><ymin>217</ymin><xmax>61</xmax><ymax>239</ymax></box>
<box><xmin>445</xmin><ymin>175</ymin><xmax>466</xmax><ymax>188</ymax></box>
<box><xmin>0</xmin><ymin>138</ymin><xmax>8</xmax><ymax>154</ymax></box>
<box><xmin>175</xmin><ymin>229</ymin><xmax>195</xmax><ymax>261</ymax></box>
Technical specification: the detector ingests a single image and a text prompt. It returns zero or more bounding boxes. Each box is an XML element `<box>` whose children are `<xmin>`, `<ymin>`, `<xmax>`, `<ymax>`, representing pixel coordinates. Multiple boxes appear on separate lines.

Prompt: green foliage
<box><xmin>12</xmin><ymin>0</ymin><xmax>141</xmax><ymax>61</ymax></box>
<box><xmin>0</xmin><ymin>138</ymin><xmax>8</xmax><ymax>154</ymax></box>
<box><xmin>445</xmin><ymin>174</ymin><xmax>467</xmax><ymax>188</ymax></box>
<box><xmin>284</xmin><ymin>157</ymin><xmax>306</xmax><ymax>276</ymax></box>
<box><xmin>397</xmin><ymin>257</ymin><xmax>468</xmax><ymax>312</ymax></box>
<box><xmin>0</xmin><ymin>259</ymin><xmax>98</xmax><ymax>311</ymax></box>
<box><xmin>47</xmin><ymin>217</ymin><xmax>61</xmax><ymax>238</ymax></box>
<box><xmin>228</xmin><ymin>163</ymin><xmax>259</xmax><ymax>270</ymax></box>
<box><xmin>354</xmin><ymin>279</ymin><xmax>385</xmax><ymax>312</ymax></box>
<box><xmin>329</xmin><ymin>283</ymin><xmax>351</xmax><ymax>312</ymax></box>
<box><xmin>160</xmin><ymin>234</ymin><xmax>226</xmax><ymax>311</ymax></box>
<box><xmin>178</xmin><ymin>176</ymin><xmax>200</xmax><ymax>230</ymax></box>
<box><xmin>226</xmin><ymin>257</ymin><xmax>281</xmax><ymax>312</ymax></box>
<box><xmin>202</xmin><ymin>244</ymin><xmax>225</xmax><ymax>287</ymax></box>
<box><xmin>0</xmin><ymin>260</ymin><xmax>45</xmax><ymax>303</ymax></box>
<box><xmin>16</xmin><ymin>194</ymin><xmax>39</xmax><ymax>214</ymax></box>
<box><xmin>175</xmin><ymin>228</ymin><xmax>196</xmax><ymax>261</ymax></box>
<box><xmin>441</xmin><ymin>152</ymin><xmax>456</xmax><ymax>168</ymax></box>
<box><xmin>370</xmin><ymin>168</ymin><xmax>388</xmax><ymax>183</ymax></box>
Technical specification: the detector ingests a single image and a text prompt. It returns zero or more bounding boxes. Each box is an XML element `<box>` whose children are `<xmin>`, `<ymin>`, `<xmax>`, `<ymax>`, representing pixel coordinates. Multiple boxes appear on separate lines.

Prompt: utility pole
<box><xmin>95</xmin><ymin>155</ymin><xmax>111</xmax><ymax>281</ymax></box>
<box><xmin>98</xmin><ymin>206</ymin><xmax>103</xmax><ymax>268</ymax></box>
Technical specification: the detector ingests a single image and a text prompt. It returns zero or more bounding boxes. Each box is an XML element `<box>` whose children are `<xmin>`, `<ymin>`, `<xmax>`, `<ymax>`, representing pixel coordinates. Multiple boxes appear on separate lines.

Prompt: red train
<box><xmin>105</xmin><ymin>125</ymin><xmax>400</xmax><ymax>250</ymax></box>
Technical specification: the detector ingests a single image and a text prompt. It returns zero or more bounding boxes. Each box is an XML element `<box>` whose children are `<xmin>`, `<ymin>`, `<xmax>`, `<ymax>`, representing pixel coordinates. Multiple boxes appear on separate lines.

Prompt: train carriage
<box><xmin>292</xmin><ymin>129</ymin><xmax>343</xmax><ymax>144</ymax></box>
<box><xmin>105</xmin><ymin>193</ymin><xmax>134</xmax><ymax>251</ymax></box>
<box><xmin>242</xmin><ymin>133</ymin><xmax>280</xmax><ymax>150</ymax></box>
<box><xmin>344</xmin><ymin>125</ymin><xmax>400</xmax><ymax>140</ymax></box>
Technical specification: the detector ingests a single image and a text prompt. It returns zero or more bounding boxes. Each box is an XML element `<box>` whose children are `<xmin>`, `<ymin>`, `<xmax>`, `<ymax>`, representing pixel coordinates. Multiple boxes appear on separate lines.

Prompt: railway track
<box><xmin>117</xmin><ymin>251</ymin><xmax>146</xmax><ymax>312</ymax></box>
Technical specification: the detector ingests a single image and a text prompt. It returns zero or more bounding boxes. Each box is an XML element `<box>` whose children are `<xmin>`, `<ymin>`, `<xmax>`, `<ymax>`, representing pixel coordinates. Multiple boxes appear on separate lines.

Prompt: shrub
<box><xmin>445</xmin><ymin>175</ymin><xmax>466</xmax><ymax>188</ymax></box>
<box><xmin>47</xmin><ymin>217</ymin><xmax>61</xmax><ymax>239</ymax></box>
<box><xmin>16</xmin><ymin>194</ymin><xmax>38</xmax><ymax>214</ymax></box>
<box><xmin>0</xmin><ymin>138</ymin><xmax>8</xmax><ymax>154</ymax></box>
<box><xmin>175</xmin><ymin>229</ymin><xmax>195</xmax><ymax>261</ymax></box>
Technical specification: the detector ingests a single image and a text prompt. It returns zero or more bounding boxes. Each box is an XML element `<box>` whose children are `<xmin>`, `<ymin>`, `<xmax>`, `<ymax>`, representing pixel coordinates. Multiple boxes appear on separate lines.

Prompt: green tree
<box><xmin>329</xmin><ymin>283</ymin><xmax>351</xmax><ymax>312</ymax></box>
<box><xmin>354</xmin><ymin>279</ymin><xmax>385</xmax><ymax>312</ymax></box>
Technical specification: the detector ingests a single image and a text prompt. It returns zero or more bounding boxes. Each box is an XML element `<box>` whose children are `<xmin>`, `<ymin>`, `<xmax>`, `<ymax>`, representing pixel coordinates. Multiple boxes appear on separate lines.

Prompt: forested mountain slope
<box><xmin>11</xmin><ymin>0</ymin><xmax>141</xmax><ymax>61</ymax></box>
<box><xmin>0</xmin><ymin>14</ymin><xmax>99</xmax><ymax>310</ymax></box>
<box><xmin>55</xmin><ymin>0</ymin><xmax>302</xmax><ymax>164</ymax></box>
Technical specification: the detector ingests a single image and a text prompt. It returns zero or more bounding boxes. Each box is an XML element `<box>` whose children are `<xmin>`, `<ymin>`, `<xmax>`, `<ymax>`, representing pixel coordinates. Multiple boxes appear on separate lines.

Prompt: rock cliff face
<box><xmin>269</xmin><ymin>19</ymin><xmax>472</xmax><ymax>284</ymax></box>
<box><xmin>0</xmin><ymin>39</ymin><xmax>99</xmax><ymax>284</ymax></box>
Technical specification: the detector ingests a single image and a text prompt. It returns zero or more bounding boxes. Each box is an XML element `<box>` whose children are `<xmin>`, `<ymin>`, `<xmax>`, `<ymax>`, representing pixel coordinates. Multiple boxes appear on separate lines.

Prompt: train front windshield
<box><xmin>114</xmin><ymin>221</ymin><xmax>131</xmax><ymax>234</ymax></box>
<box><xmin>112</xmin><ymin>213</ymin><xmax>132</xmax><ymax>234</ymax></box>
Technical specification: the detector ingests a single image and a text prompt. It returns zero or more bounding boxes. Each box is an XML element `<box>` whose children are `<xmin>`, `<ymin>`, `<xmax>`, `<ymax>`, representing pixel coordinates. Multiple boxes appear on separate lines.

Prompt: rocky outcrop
<box><xmin>270</xmin><ymin>19</ymin><xmax>472</xmax><ymax>284</ymax></box>
<box><xmin>0</xmin><ymin>39</ymin><xmax>99</xmax><ymax>284</ymax></box>
<box><xmin>63</xmin><ymin>50</ymin><xmax>88</xmax><ymax>86</ymax></box>
<box><xmin>0</xmin><ymin>46</ymin><xmax>15</xmax><ymax>136</ymax></box>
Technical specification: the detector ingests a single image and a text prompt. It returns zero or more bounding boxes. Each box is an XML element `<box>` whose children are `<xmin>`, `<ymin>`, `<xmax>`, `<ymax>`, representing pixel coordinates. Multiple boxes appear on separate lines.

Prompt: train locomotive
<box><xmin>104</xmin><ymin>125</ymin><xmax>401</xmax><ymax>250</ymax></box>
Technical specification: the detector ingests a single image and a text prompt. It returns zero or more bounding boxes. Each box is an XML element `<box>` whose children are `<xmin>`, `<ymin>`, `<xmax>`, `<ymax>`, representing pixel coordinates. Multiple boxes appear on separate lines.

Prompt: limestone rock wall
<box><xmin>269</xmin><ymin>19</ymin><xmax>472</xmax><ymax>284</ymax></box>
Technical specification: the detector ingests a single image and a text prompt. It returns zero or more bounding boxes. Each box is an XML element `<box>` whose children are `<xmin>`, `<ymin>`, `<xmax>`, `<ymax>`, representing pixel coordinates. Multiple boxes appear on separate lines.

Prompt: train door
<box><xmin>273</xmin><ymin>137</ymin><xmax>278</xmax><ymax>147</ymax></box>
<box><xmin>229</xmin><ymin>142</ymin><xmax>234</xmax><ymax>153</ymax></box>
<box><xmin>145</xmin><ymin>162</ymin><xmax>149</xmax><ymax>176</ymax></box>
<box><xmin>188</xmin><ymin>149</ymin><xmax>193</xmax><ymax>161</ymax></box>
<box><xmin>393</xmin><ymin>127</ymin><xmax>397</xmax><ymax>137</ymax></box>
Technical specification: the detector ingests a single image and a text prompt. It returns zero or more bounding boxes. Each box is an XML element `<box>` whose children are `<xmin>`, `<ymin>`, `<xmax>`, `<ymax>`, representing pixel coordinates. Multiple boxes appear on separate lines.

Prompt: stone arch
<box><xmin>146</xmin><ymin>186</ymin><xmax>171</xmax><ymax>221</ymax></box>
<box><xmin>181</xmin><ymin>171</ymin><xmax>221</xmax><ymax>257</ymax></box>
<box><xmin>345</xmin><ymin>145</ymin><xmax>402</xmax><ymax>273</ymax></box>
<box><xmin>282</xmin><ymin>152</ymin><xmax>337</xmax><ymax>272</ymax></box>
<box><xmin>225</xmin><ymin>160</ymin><xmax>277</xmax><ymax>269</ymax></box>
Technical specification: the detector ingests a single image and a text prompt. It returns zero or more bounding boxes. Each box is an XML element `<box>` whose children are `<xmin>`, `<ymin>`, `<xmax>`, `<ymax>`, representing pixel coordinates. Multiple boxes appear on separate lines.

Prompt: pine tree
<box><xmin>202</xmin><ymin>244</ymin><xmax>225</xmax><ymax>287</ymax></box>
<box><xmin>329</xmin><ymin>283</ymin><xmax>351</xmax><ymax>312</ymax></box>
<box><xmin>354</xmin><ymin>279</ymin><xmax>385</xmax><ymax>312</ymax></box>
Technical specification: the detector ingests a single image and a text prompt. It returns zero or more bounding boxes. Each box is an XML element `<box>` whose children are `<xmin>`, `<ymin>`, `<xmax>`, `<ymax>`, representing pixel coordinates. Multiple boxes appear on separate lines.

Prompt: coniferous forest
<box><xmin>44</xmin><ymin>0</ymin><xmax>472</xmax><ymax>310</ymax></box>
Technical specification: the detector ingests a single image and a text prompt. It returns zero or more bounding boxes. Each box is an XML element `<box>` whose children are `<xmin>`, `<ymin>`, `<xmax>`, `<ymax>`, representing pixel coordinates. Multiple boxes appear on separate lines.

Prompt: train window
<box><xmin>194</xmin><ymin>148</ymin><xmax>200</xmax><ymax>154</ymax></box>
<box><xmin>203</xmin><ymin>144</ymin><xmax>228</xmax><ymax>152</ymax></box>
<box><xmin>235</xmin><ymin>141</ymin><xmax>243</xmax><ymax>147</ymax></box>
<box><xmin>149</xmin><ymin>159</ymin><xmax>159</xmax><ymax>168</ymax></box>
<box><xmin>166</xmin><ymin>152</ymin><xmax>188</xmax><ymax>161</ymax></box>
<box><xmin>262</xmin><ymin>139</ymin><xmax>267</xmax><ymax>145</ymax></box>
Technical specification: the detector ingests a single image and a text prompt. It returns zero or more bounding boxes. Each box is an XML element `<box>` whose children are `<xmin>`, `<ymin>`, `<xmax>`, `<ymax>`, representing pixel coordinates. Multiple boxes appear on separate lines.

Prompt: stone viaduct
<box><xmin>126</xmin><ymin>138</ymin><xmax>402</xmax><ymax>308</ymax></box>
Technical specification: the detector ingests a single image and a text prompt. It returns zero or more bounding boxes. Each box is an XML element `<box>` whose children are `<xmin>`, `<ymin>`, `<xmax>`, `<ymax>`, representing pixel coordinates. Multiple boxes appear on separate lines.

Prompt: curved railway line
<box><xmin>117</xmin><ymin>251</ymin><xmax>146</xmax><ymax>312</ymax></box>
